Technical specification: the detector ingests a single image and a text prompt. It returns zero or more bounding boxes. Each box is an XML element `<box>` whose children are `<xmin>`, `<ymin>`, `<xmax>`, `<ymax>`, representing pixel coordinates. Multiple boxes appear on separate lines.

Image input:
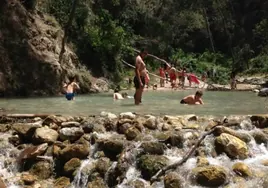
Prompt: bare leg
<box><xmin>134</xmin><ymin>88</ymin><xmax>143</xmax><ymax>105</ymax></box>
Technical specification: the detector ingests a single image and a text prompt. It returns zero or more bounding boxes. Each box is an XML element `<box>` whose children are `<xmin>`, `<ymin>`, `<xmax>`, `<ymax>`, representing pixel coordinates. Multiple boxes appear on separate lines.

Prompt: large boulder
<box><xmin>59</xmin><ymin>127</ymin><xmax>84</xmax><ymax>142</ymax></box>
<box><xmin>33</xmin><ymin>127</ymin><xmax>59</xmax><ymax>144</ymax></box>
<box><xmin>164</xmin><ymin>172</ymin><xmax>184</xmax><ymax>188</ymax></box>
<box><xmin>191</xmin><ymin>165</ymin><xmax>228</xmax><ymax>187</ymax></box>
<box><xmin>137</xmin><ymin>155</ymin><xmax>168</xmax><ymax>180</ymax></box>
<box><xmin>215</xmin><ymin>133</ymin><xmax>249</xmax><ymax>159</ymax></box>
<box><xmin>140</xmin><ymin>142</ymin><xmax>165</xmax><ymax>155</ymax></box>
<box><xmin>59</xmin><ymin>144</ymin><xmax>90</xmax><ymax>161</ymax></box>
<box><xmin>258</xmin><ymin>88</ymin><xmax>268</xmax><ymax>97</ymax></box>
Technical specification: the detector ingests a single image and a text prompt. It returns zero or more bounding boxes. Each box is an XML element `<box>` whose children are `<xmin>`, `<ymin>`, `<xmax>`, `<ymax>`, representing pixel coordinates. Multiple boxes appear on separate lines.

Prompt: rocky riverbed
<box><xmin>0</xmin><ymin>113</ymin><xmax>268</xmax><ymax>188</ymax></box>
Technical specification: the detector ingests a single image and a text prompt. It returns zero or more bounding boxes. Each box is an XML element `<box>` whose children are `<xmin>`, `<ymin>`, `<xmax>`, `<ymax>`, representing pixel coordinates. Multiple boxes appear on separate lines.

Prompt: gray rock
<box><xmin>59</xmin><ymin>127</ymin><xmax>84</xmax><ymax>141</ymax></box>
<box><xmin>119</xmin><ymin>112</ymin><xmax>136</xmax><ymax>120</ymax></box>
<box><xmin>33</xmin><ymin>127</ymin><xmax>59</xmax><ymax>144</ymax></box>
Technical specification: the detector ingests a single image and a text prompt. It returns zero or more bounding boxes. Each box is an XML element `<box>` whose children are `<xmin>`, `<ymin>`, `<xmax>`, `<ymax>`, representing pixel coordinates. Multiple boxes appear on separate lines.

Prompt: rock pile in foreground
<box><xmin>0</xmin><ymin>113</ymin><xmax>268</xmax><ymax>188</ymax></box>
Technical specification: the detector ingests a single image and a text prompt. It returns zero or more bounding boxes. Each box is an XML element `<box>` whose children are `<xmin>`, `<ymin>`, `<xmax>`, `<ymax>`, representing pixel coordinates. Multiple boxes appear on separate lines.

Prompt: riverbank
<box><xmin>1</xmin><ymin>113</ymin><xmax>268</xmax><ymax>188</ymax></box>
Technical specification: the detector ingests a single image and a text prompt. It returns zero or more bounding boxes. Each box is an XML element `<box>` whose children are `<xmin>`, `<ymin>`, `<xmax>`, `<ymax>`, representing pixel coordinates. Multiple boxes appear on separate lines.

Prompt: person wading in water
<box><xmin>134</xmin><ymin>49</ymin><xmax>148</xmax><ymax>105</ymax></box>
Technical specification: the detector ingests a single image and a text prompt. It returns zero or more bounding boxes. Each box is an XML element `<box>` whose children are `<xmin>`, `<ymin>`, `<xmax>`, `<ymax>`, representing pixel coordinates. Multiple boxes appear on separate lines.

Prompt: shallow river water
<box><xmin>0</xmin><ymin>90</ymin><xmax>267</xmax><ymax>116</ymax></box>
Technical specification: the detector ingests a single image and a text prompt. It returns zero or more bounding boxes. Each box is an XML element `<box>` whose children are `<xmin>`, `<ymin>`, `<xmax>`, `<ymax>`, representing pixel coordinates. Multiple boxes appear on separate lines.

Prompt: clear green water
<box><xmin>0</xmin><ymin>90</ymin><xmax>267</xmax><ymax>116</ymax></box>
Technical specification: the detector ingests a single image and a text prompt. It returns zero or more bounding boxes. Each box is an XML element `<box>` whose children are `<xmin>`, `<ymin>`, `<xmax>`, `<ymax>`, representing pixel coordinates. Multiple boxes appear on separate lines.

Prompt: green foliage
<box><xmin>39</xmin><ymin>0</ymin><xmax>268</xmax><ymax>85</ymax></box>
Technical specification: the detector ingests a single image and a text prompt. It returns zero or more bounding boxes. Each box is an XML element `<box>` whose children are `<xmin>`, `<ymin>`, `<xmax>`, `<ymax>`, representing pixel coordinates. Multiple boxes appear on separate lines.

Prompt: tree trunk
<box><xmin>58</xmin><ymin>0</ymin><xmax>79</xmax><ymax>64</ymax></box>
<box><xmin>202</xmin><ymin>7</ymin><xmax>216</xmax><ymax>53</ymax></box>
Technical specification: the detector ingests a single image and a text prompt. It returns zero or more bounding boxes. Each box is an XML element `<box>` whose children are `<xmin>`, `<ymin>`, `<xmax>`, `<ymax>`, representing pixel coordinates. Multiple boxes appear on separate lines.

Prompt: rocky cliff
<box><xmin>0</xmin><ymin>0</ymin><xmax>104</xmax><ymax>97</ymax></box>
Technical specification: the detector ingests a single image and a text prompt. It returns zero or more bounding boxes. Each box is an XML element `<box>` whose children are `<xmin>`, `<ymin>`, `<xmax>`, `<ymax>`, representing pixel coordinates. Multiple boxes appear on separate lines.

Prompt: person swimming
<box><xmin>63</xmin><ymin>76</ymin><xmax>80</xmax><ymax>100</ymax></box>
<box><xmin>113</xmin><ymin>89</ymin><xmax>124</xmax><ymax>100</ymax></box>
<box><xmin>180</xmin><ymin>90</ymin><xmax>204</xmax><ymax>105</ymax></box>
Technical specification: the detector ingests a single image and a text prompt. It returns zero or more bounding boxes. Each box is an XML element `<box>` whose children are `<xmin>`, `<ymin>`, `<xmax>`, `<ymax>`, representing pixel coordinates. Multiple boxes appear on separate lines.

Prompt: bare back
<box><xmin>65</xmin><ymin>82</ymin><xmax>79</xmax><ymax>93</ymax></box>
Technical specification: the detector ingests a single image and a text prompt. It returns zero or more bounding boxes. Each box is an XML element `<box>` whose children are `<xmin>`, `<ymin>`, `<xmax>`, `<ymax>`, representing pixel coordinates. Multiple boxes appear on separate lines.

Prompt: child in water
<box><xmin>63</xmin><ymin>76</ymin><xmax>80</xmax><ymax>100</ymax></box>
<box><xmin>180</xmin><ymin>90</ymin><xmax>204</xmax><ymax>105</ymax></box>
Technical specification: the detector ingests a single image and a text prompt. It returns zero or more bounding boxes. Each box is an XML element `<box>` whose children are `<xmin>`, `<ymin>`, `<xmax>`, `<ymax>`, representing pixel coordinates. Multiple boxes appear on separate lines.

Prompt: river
<box><xmin>0</xmin><ymin>90</ymin><xmax>266</xmax><ymax>116</ymax></box>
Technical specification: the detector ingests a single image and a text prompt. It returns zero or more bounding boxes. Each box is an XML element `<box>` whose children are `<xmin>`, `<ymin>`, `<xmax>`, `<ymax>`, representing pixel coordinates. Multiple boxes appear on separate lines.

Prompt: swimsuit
<box><xmin>65</xmin><ymin>93</ymin><xmax>75</xmax><ymax>100</ymax></box>
<box><xmin>134</xmin><ymin>76</ymin><xmax>145</xmax><ymax>89</ymax></box>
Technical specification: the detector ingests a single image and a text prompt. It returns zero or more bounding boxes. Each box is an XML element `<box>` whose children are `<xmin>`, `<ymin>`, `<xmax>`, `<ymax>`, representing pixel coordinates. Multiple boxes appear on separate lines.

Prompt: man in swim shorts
<box><xmin>180</xmin><ymin>90</ymin><xmax>204</xmax><ymax>105</ymax></box>
<box><xmin>63</xmin><ymin>76</ymin><xmax>80</xmax><ymax>100</ymax></box>
<box><xmin>134</xmin><ymin>49</ymin><xmax>148</xmax><ymax>105</ymax></box>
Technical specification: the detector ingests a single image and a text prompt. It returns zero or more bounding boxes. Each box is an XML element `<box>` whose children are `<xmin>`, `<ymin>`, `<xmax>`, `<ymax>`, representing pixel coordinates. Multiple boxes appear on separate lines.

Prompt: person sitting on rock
<box><xmin>180</xmin><ymin>90</ymin><xmax>204</xmax><ymax>105</ymax></box>
<box><xmin>63</xmin><ymin>76</ymin><xmax>80</xmax><ymax>100</ymax></box>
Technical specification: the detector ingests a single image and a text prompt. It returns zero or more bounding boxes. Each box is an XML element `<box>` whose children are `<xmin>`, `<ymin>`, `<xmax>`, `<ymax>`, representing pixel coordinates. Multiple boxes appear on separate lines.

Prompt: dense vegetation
<box><xmin>30</xmin><ymin>0</ymin><xmax>268</xmax><ymax>84</ymax></box>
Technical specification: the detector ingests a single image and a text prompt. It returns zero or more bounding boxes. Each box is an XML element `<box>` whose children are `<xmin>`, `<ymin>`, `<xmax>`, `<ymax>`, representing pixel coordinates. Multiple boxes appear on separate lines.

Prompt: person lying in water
<box><xmin>114</xmin><ymin>90</ymin><xmax>133</xmax><ymax>100</ymax></box>
<box><xmin>180</xmin><ymin>90</ymin><xmax>204</xmax><ymax>105</ymax></box>
<box><xmin>63</xmin><ymin>76</ymin><xmax>80</xmax><ymax>100</ymax></box>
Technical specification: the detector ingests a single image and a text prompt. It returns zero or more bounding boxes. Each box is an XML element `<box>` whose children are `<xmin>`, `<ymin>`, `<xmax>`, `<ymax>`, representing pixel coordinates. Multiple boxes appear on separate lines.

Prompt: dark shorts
<box><xmin>65</xmin><ymin>93</ymin><xmax>75</xmax><ymax>100</ymax></box>
<box><xmin>180</xmin><ymin>99</ymin><xmax>187</xmax><ymax>104</ymax></box>
<box><xmin>134</xmin><ymin>76</ymin><xmax>145</xmax><ymax>89</ymax></box>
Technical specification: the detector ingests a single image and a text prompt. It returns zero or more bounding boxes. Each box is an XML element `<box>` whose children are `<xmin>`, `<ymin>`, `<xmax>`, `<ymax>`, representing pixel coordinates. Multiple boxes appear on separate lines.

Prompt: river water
<box><xmin>0</xmin><ymin>90</ymin><xmax>267</xmax><ymax>116</ymax></box>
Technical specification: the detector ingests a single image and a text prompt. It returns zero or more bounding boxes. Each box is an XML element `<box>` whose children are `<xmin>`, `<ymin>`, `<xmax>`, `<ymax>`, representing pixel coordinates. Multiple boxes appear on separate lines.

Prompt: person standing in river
<box><xmin>134</xmin><ymin>49</ymin><xmax>148</xmax><ymax>105</ymax></box>
<box><xmin>63</xmin><ymin>76</ymin><xmax>80</xmax><ymax>100</ymax></box>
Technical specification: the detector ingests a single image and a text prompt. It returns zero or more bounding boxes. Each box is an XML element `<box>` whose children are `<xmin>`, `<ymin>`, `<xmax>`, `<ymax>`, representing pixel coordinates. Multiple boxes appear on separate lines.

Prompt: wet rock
<box><xmin>54</xmin><ymin>177</ymin><xmax>70</xmax><ymax>188</ymax></box>
<box><xmin>43</xmin><ymin>115</ymin><xmax>68</xmax><ymax>126</ymax></box>
<box><xmin>61</xmin><ymin>121</ymin><xmax>80</xmax><ymax>127</ymax></box>
<box><xmin>125</xmin><ymin>126</ymin><xmax>141</xmax><ymax>140</ymax></box>
<box><xmin>164</xmin><ymin>116</ymin><xmax>184</xmax><ymax>130</ymax></box>
<box><xmin>127</xmin><ymin>179</ymin><xmax>147</xmax><ymax>188</ymax></box>
<box><xmin>184</xmin><ymin>124</ymin><xmax>200</xmax><ymax>129</ymax></box>
<box><xmin>164</xmin><ymin>172</ymin><xmax>184</xmax><ymax>188</ymax></box>
<box><xmin>186</xmin><ymin>115</ymin><xmax>198</xmax><ymax>121</ymax></box>
<box><xmin>8</xmin><ymin>135</ymin><xmax>21</xmax><ymax>146</ymax></box>
<box><xmin>137</xmin><ymin>154</ymin><xmax>168</xmax><ymax>180</ymax></box>
<box><xmin>250</xmin><ymin>115</ymin><xmax>268</xmax><ymax>128</ymax></box>
<box><xmin>95</xmin><ymin>157</ymin><xmax>111</xmax><ymax>177</ymax></box>
<box><xmin>29</xmin><ymin>161</ymin><xmax>53</xmax><ymax>179</ymax></box>
<box><xmin>63</xmin><ymin>158</ymin><xmax>81</xmax><ymax>176</ymax></box>
<box><xmin>214</xmin><ymin>126</ymin><xmax>251</xmax><ymax>143</ymax></box>
<box><xmin>215</xmin><ymin>133</ymin><xmax>249</xmax><ymax>159</ymax></box>
<box><xmin>0</xmin><ymin>177</ymin><xmax>6</xmax><ymax>188</ymax></box>
<box><xmin>144</xmin><ymin>116</ymin><xmax>157</xmax><ymax>130</ymax></box>
<box><xmin>97</xmin><ymin>139</ymin><xmax>124</xmax><ymax>160</ymax></box>
<box><xmin>103</xmin><ymin>119</ymin><xmax>118</xmax><ymax>132</ymax></box>
<box><xmin>33</xmin><ymin>127</ymin><xmax>59</xmax><ymax>144</ymax></box>
<box><xmin>232</xmin><ymin>162</ymin><xmax>252</xmax><ymax>177</ymax></box>
<box><xmin>140</xmin><ymin>142</ymin><xmax>165</xmax><ymax>155</ymax></box>
<box><xmin>191</xmin><ymin>165</ymin><xmax>228</xmax><ymax>187</ymax></box>
<box><xmin>162</xmin><ymin>123</ymin><xmax>171</xmax><ymax>131</ymax></box>
<box><xmin>250</xmin><ymin>130</ymin><xmax>268</xmax><ymax>145</ymax></box>
<box><xmin>17</xmin><ymin>143</ymin><xmax>48</xmax><ymax>163</ymax></box>
<box><xmin>12</xmin><ymin>123</ymin><xmax>42</xmax><ymax>141</ymax></box>
<box><xmin>21</xmin><ymin>172</ymin><xmax>36</xmax><ymax>185</ymax></box>
<box><xmin>117</xmin><ymin>122</ymin><xmax>132</xmax><ymax>134</ymax></box>
<box><xmin>0</xmin><ymin>124</ymin><xmax>10</xmax><ymax>132</ymax></box>
<box><xmin>59</xmin><ymin>127</ymin><xmax>84</xmax><ymax>142</ymax></box>
<box><xmin>196</xmin><ymin>157</ymin><xmax>209</xmax><ymax>167</ymax></box>
<box><xmin>119</xmin><ymin>112</ymin><xmax>136</xmax><ymax>120</ymax></box>
<box><xmin>87</xmin><ymin>177</ymin><xmax>107</xmax><ymax>188</ymax></box>
<box><xmin>59</xmin><ymin>144</ymin><xmax>90</xmax><ymax>161</ymax></box>
<box><xmin>100</xmin><ymin>111</ymin><xmax>117</xmax><ymax>120</ymax></box>
<box><xmin>261</xmin><ymin>159</ymin><xmax>268</xmax><ymax>166</ymax></box>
